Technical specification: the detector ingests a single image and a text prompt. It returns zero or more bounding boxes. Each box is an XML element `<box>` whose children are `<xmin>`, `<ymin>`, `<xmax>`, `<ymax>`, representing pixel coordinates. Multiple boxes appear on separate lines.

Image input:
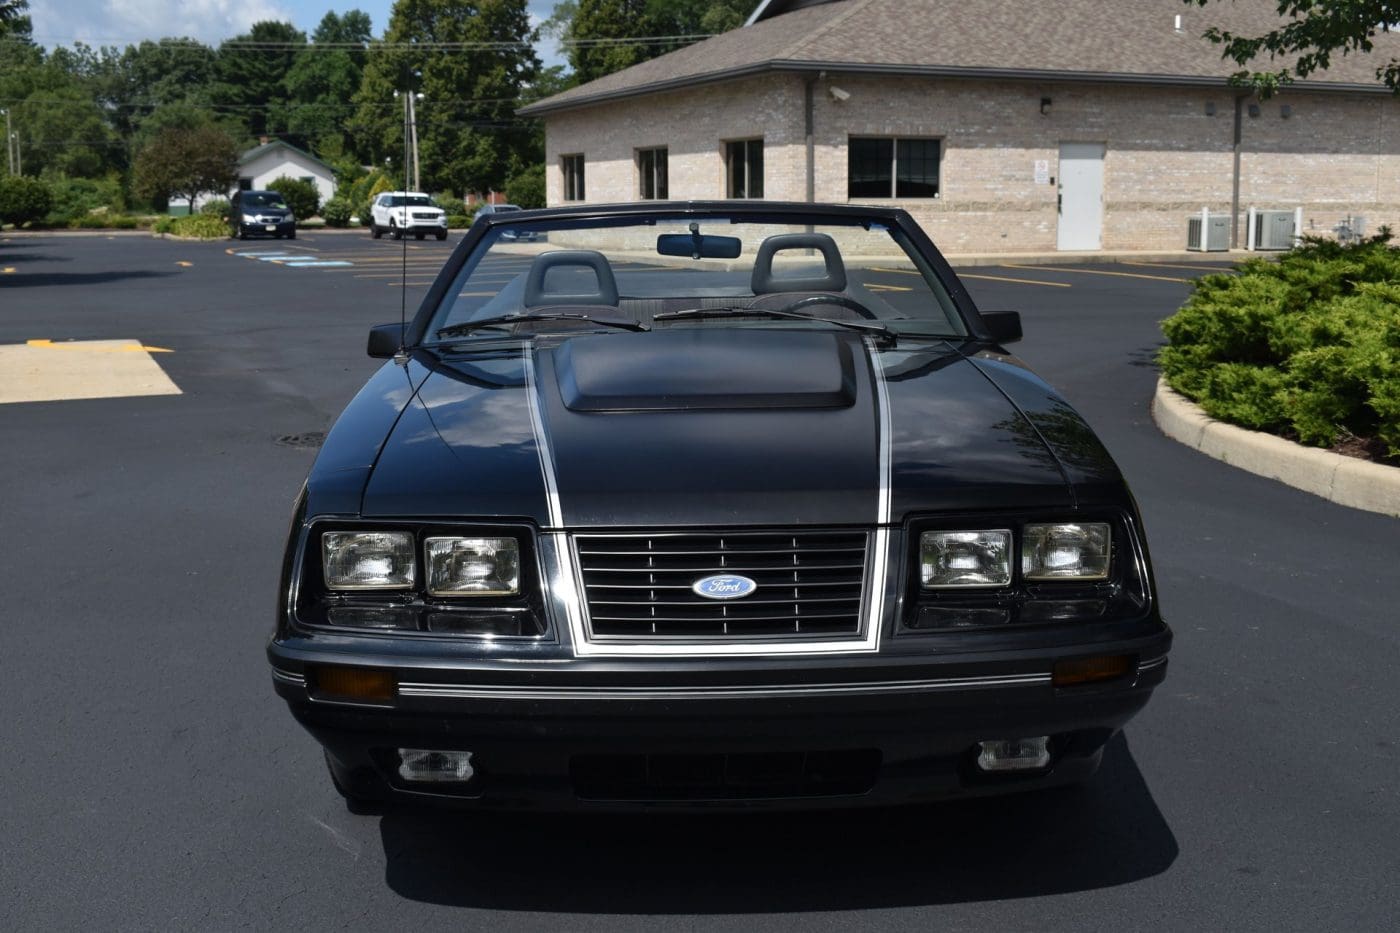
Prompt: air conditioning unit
<box><xmin>1253</xmin><ymin>210</ymin><xmax>1296</xmax><ymax>250</ymax></box>
<box><xmin>1187</xmin><ymin>215</ymin><xmax>1229</xmax><ymax>251</ymax></box>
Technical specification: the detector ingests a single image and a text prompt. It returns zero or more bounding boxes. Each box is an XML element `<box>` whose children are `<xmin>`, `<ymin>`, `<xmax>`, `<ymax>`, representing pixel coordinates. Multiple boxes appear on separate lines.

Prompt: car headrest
<box><xmin>750</xmin><ymin>233</ymin><xmax>848</xmax><ymax>295</ymax></box>
<box><xmin>523</xmin><ymin>250</ymin><xmax>620</xmax><ymax>307</ymax></box>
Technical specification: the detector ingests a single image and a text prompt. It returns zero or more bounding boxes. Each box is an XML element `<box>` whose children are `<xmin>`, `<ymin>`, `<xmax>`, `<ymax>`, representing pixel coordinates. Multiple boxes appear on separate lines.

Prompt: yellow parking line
<box><xmin>1119</xmin><ymin>260</ymin><xmax>1238</xmax><ymax>273</ymax></box>
<box><xmin>3</xmin><ymin>267</ymin><xmax>14</xmax><ymax>274</ymax></box>
<box><xmin>959</xmin><ymin>272</ymin><xmax>1072</xmax><ymax>288</ymax></box>
<box><xmin>865</xmin><ymin>284</ymin><xmax>912</xmax><ymax>292</ymax></box>
<box><xmin>1000</xmin><ymin>263</ymin><xmax>1190</xmax><ymax>284</ymax></box>
<box><xmin>28</xmin><ymin>338</ymin><xmax>172</xmax><ymax>353</ymax></box>
<box><xmin>175</xmin><ymin>261</ymin><xmax>193</xmax><ymax>267</ymax></box>
<box><xmin>868</xmin><ymin>267</ymin><xmax>922</xmax><ymax>276</ymax></box>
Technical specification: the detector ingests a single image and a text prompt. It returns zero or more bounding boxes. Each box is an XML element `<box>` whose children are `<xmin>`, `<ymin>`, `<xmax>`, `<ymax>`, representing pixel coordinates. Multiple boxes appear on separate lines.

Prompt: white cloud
<box><xmin>31</xmin><ymin>0</ymin><xmax>296</xmax><ymax>47</ymax></box>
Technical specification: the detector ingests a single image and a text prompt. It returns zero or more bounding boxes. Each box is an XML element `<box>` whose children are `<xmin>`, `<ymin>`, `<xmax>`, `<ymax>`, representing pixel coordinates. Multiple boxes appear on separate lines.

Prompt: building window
<box><xmin>847</xmin><ymin>137</ymin><xmax>941</xmax><ymax>198</ymax></box>
<box><xmin>561</xmin><ymin>154</ymin><xmax>585</xmax><ymax>201</ymax></box>
<box><xmin>725</xmin><ymin>139</ymin><xmax>764</xmax><ymax>198</ymax></box>
<box><xmin>637</xmin><ymin>147</ymin><xmax>668</xmax><ymax>200</ymax></box>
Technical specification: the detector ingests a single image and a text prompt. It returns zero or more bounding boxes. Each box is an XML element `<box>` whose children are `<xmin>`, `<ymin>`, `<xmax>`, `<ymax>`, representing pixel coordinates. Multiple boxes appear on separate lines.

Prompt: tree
<box><xmin>0</xmin><ymin>0</ymin><xmax>31</xmax><ymax>41</ymax></box>
<box><xmin>132</xmin><ymin>124</ymin><xmax>239</xmax><ymax>208</ymax></box>
<box><xmin>504</xmin><ymin>163</ymin><xmax>544</xmax><ymax>207</ymax></box>
<box><xmin>551</xmin><ymin>0</ymin><xmax>756</xmax><ymax>83</ymax></box>
<box><xmin>1188</xmin><ymin>0</ymin><xmax>1400</xmax><ymax>95</ymax></box>
<box><xmin>213</xmin><ymin>21</ymin><xmax>307</xmax><ymax>138</ymax></box>
<box><xmin>353</xmin><ymin>0</ymin><xmax>540</xmax><ymax>195</ymax></box>
<box><xmin>283</xmin><ymin>11</ymin><xmax>373</xmax><ymax>157</ymax></box>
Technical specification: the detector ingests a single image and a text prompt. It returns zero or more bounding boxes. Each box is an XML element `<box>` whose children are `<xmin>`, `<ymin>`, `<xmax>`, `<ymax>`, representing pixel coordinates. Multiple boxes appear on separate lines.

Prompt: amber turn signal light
<box><xmin>1053</xmin><ymin>655</ymin><xmax>1133</xmax><ymax>687</ymax></box>
<box><xmin>310</xmin><ymin>665</ymin><xmax>396</xmax><ymax>702</ymax></box>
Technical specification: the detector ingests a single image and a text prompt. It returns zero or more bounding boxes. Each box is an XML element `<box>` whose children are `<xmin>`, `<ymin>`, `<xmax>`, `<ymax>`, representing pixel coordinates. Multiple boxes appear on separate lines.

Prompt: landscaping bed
<box><xmin>1159</xmin><ymin>233</ymin><xmax>1400</xmax><ymax>465</ymax></box>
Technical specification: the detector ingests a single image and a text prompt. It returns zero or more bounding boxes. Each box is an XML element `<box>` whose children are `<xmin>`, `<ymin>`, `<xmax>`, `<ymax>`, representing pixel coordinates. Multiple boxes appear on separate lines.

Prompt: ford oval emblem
<box><xmin>692</xmin><ymin>574</ymin><xmax>758</xmax><ymax>600</ymax></box>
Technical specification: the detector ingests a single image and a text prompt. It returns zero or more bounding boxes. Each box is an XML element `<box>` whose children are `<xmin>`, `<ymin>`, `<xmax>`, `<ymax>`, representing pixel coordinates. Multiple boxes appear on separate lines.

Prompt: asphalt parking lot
<box><xmin>3</xmin><ymin>231</ymin><xmax>1398</xmax><ymax>930</ymax></box>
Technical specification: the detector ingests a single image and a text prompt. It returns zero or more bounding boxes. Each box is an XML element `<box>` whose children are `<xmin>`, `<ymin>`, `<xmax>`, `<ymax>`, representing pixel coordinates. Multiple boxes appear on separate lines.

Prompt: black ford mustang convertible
<box><xmin>268</xmin><ymin>201</ymin><xmax>1170</xmax><ymax>810</ymax></box>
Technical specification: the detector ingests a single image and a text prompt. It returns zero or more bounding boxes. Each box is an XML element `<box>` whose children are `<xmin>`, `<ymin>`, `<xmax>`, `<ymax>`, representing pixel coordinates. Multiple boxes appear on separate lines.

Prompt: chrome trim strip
<box><xmin>398</xmin><ymin>671</ymin><xmax>1051</xmax><ymax>701</ymax></box>
<box><xmin>271</xmin><ymin>669</ymin><xmax>306</xmax><ymax>687</ymax></box>
<box><xmin>522</xmin><ymin>345</ymin><xmax>564</xmax><ymax>530</ymax></box>
<box><xmin>865</xmin><ymin>337</ymin><xmax>893</xmax><ymax>527</ymax></box>
<box><xmin>1139</xmin><ymin>655</ymin><xmax>1168</xmax><ymax>672</ymax></box>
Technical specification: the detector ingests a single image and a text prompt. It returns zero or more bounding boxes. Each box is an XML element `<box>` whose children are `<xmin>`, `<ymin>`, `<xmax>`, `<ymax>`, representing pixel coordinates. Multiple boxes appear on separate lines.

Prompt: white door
<box><xmin>1057</xmin><ymin>143</ymin><xmax>1105</xmax><ymax>251</ymax></box>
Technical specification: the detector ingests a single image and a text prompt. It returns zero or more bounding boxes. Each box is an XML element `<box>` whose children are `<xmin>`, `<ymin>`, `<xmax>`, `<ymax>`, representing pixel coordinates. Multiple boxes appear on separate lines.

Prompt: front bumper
<box><xmin>236</xmin><ymin>220</ymin><xmax>295</xmax><ymax>237</ymax></box>
<box><xmin>269</xmin><ymin>629</ymin><xmax>1170</xmax><ymax>810</ymax></box>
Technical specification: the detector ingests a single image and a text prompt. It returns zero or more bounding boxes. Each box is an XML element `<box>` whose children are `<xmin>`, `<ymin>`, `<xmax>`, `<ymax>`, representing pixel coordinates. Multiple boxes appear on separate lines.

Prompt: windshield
<box><xmin>388</xmin><ymin>195</ymin><xmax>435</xmax><ymax>207</ymax></box>
<box><xmin>424</xmin><ymin>214</ymin><xmax>967</xmax><ymax>345</ymax></box>
<box><xmin>244</xmin><ymin>193</ymin><xmax>288</xmax><ymax>209</ymax></box>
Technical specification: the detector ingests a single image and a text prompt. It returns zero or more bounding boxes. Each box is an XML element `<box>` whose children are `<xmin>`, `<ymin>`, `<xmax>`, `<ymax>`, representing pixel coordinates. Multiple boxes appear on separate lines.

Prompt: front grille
<box><xmin>411</xmin><ymin>211</ymin><xmax>438</xmax><ymax>220</ymax></box>
<box><xmin>574</xmin><ymin>530</ymin><xmax>869</xmax><ymax>640</ymax></box>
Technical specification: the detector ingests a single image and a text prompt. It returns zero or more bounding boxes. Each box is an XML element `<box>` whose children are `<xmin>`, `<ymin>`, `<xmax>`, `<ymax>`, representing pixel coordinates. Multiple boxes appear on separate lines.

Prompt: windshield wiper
<box><xmin>653</xmin><ymin>306</ymin><xmax>898</xmax><ymax>343</ymax></box>
<box><xmin>437</xmin><ymin>312</ymin><xmax>649</xmax><ymax>340</ymax></box>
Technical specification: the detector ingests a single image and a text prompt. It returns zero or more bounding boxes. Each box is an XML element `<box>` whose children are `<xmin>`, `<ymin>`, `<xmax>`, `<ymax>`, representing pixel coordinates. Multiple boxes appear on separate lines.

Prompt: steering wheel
<box><xmin>774</xmin><ymin>293</ymin><xmax>879</xmax><ymax>320</ymax></box>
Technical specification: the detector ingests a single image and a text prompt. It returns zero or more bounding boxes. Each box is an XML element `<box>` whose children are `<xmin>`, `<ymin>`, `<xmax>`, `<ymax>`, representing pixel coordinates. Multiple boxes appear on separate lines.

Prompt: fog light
<box><xmin>398</xmin><ymin>749</ymin><xmax>475</xmax><ymax>783</ymax></box>
<box><xmin>977</xmin><ymin>736</ymin><xmax>1051</xmax><ymax>772</ymax></box>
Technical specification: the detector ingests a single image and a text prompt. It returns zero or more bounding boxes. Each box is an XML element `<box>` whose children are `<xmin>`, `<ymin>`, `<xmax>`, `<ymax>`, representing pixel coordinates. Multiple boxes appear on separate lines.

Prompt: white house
<box><xmin>233</xmin><ymin>139</ymin><xmax>337</xmax><ymax>209</ymax></box>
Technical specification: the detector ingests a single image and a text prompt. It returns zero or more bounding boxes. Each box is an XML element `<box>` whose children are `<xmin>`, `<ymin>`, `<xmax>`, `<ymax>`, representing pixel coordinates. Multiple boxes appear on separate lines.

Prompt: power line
<box><xmin>13</xmin><ymin>34</ymin><xmax>715</xmax><ymax>51</ymax></box>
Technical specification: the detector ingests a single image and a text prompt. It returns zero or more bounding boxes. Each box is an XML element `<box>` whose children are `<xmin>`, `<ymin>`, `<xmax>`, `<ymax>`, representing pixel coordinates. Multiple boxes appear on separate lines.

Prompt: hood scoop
<box><xmin>555</xmin><ymin>329</ymin><xmax>857</xmax><ymax>412</ymax></box>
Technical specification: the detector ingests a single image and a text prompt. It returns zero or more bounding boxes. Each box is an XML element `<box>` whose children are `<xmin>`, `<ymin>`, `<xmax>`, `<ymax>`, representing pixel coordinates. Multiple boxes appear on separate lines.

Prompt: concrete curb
<box><xmin>1152</xmin><ymin>378</ymin><xmax>1400</xmax><ymax>518</ymax></box>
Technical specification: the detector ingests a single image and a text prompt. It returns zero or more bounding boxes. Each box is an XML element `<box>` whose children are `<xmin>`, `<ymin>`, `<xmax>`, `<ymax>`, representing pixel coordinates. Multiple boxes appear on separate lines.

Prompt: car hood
<box><xmin>355</xmin><ymin>330</ymin><xmax>1092</xmax><ymax>527</ymax></box>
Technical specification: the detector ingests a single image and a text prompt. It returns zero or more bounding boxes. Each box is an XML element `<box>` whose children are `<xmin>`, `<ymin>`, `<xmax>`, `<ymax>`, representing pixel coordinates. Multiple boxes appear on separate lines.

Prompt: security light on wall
<box><xmin>1039</xmin><ymin>97</ymin><xmax>1052</xmax><ymax>116</ymax></box>
<box><xmin>828</xmin><ymin>85</ymin><xmax>851</xmax><ymax>102</ymax></box>
<box><xmin>1204</xmin><ymin>101</ymin><xmax>1217</xmax><ymax>116</ymax></box>
<box><xmin>1281</xmin><ymin>104</ymin><xmax>1293</xmax><ymax>119</ymax></box>
<box><xmin>1248</xmin><ymin>103</ymin><xmax>1261</xmax><ymax>118</ymax></box>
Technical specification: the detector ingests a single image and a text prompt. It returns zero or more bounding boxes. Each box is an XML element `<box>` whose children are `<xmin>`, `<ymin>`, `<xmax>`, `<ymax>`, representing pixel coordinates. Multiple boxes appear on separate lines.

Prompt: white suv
<box><xmin>369</xmin><ymin>191</ymin><xmax>448</xmax><ymax>240</ymax></box>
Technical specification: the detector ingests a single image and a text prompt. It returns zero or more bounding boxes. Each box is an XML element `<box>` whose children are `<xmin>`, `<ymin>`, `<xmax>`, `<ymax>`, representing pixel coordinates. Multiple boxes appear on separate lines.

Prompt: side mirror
<box><xmin>980</xmin><ymin>311</ymin><xmax>1023</xmax><ymax>344</ymax></box>
<box><xmin>367</xmin><ymin>323</ymin><xmax>404</xmax><ymax>359</ymax></box>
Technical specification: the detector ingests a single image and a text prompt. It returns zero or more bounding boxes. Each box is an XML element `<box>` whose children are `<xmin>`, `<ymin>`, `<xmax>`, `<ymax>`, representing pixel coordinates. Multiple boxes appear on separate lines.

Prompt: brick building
<box><xmin>519</xmin><ymin>0</ymin><xmax>1400</xmax><ymax>253</ymax></box>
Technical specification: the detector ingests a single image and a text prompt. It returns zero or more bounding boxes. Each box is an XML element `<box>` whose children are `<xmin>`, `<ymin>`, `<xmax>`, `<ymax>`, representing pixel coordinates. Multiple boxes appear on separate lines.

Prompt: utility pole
<box><xmin>1</xmin><ymin>109</ymin><xmax>12</xmax><ymax>174</ymax></box>
<box><xmin>407</xmin><ymin>92</ymin><xmax>421</xmax><ymax>193</ymax></box>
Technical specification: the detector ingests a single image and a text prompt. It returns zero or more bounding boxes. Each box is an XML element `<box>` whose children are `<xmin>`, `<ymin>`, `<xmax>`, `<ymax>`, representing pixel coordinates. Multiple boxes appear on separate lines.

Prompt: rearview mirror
<box><xmin>980</xmin><ymin>311</ymin><xmax>1023</xmax><ymax>344</ymax></box>
<box><xmin>367</xmin><ymin>323</ymin><xmax>403</xmax><ymax>358</ymax></box>
<box><xmin>657</xmin><ymin>233</ymin><xmax>742</xmax><ymax>260</ymax></box>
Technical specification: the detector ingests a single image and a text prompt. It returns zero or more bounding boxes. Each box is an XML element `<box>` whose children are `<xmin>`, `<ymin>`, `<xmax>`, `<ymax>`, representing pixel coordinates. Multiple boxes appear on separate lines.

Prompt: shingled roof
<box><xmin>520</xmin><ymin>0</ymin><xmax>1400</xmax><ymax>116</ymax></box>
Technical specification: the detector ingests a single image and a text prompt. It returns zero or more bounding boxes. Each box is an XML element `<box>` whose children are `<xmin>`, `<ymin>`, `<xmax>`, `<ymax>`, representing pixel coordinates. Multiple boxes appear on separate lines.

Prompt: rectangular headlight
<box><xmin>322</xmin><ymin>531</ymin><xmax>416</xmax><ymax>590</ymax></box>
<box><xmin>920</xmin><ymin>530</ymin><xmax>1012</xmax><ymax>588</ymax></box>
<box><xmin>1022</xmin><ymin>523</ymin><xmax>1111</xmax><ymax>580</ymax></box>
<box><xmin>425</xmin><ymin>537</ymin><xmax>520</xmax><ymax>596</ymax></box>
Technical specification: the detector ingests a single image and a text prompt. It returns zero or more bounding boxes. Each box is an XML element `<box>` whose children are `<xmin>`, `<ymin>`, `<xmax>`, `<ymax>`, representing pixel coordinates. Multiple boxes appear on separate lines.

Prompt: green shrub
<box><xmin>267</xmin><ymin>176</ymin><xmax>320</xmax><ymax>220</ymax></box>
<box><xmin>1160</xmin><ymin>231</ymin><xmax>1400</xmax><ymax>456</ymax></box>
<box><xmin>433</xmin><ymin>192</ymin><xmax>463</xmax><ymax>214</ymax></box>
<box><xmin>0</xmin><ymin>176</ymin><xmax>55</xmax><ymax>227</ymax></box>
<box><xmin>504</xmin><ymin>164</ymin><xmax>545</xmax><ymax>209</ymax></box>
<box><xmin>67</xmin><ymin>213</ymin><xmax>140</xmax><ymax>229</ymax></box>
<box><xmin>200</xmin><ymin>198</ymin><xmax>231</xmax><ymax>217</ymax></box>
<box><xmin>165</xmin><ymin>213</ymin><xmax>229</xmax><ymax>239</ymax></box>
<box><xmin>447</xmin><ymin>213</ymin><xmax>472</xmax><ymax>229</ymax></box>
<box><xmin>152</xmin><ymin>216</ymin><xmax>174</xmax><ymax>234</ymax></box>
<box><xmin>42</xmin><ymin>173</ymin><xmax>124</xmax><ymax>225</ymax></box>
<box><xmin>322</xmin><ymin>197</ymin><xmax>353</xmax><ymax>228</ymax></box>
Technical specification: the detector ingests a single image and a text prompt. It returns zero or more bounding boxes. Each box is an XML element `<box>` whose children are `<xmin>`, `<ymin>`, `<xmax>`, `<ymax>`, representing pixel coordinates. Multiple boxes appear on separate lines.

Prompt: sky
<box><xmin>27</xmin><ymin>0</ymin><xmax>566</xmax><ymax>66</ymax></box>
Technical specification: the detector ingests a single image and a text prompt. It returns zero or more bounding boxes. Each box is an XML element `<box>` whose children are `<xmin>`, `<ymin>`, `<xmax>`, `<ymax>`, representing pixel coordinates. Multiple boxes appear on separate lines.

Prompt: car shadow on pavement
<box><xmin>377</xmin><ymin>733</ymin><xmax>1175</xmax><ymax>912</ymax></box>
<box><xmin>0</xmin><ymin>270</ymin><xmax>175</xmax><ymax>287</ymax></box>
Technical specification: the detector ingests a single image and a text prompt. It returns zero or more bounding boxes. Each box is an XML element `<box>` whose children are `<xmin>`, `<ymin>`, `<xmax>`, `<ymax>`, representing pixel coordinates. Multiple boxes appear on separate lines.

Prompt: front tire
<box><xmin>370</xmin><ymin>222</ymin><xmax>382</xmax><ymax>239</ymax></box>
<box><xmin>436</xmin><ymin>231</ymin><xmax>447</xmax><ymax>241</ymax></box>
<box><xmin>287</xmin><ymin>229</ymin><xmax>296</xmax><ymax>240</ymax></box>
<box><xmin>391</xmin><ymin>221</ymin><xmax>403</xmax><ymax>241</ymax></box>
